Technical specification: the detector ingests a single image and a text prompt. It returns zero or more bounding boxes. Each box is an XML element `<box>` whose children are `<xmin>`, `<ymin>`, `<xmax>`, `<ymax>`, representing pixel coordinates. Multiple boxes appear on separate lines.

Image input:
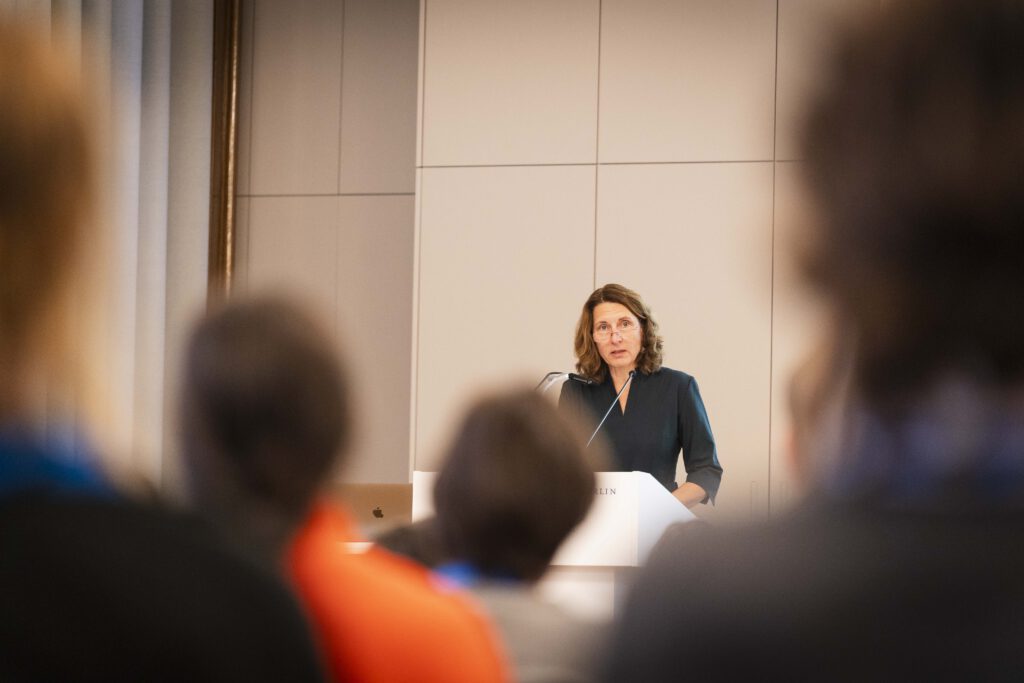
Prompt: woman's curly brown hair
<box><xmin>573</xmin><ymin>284</ymin><xmax>664</xmax><ymax>382</ymax></box>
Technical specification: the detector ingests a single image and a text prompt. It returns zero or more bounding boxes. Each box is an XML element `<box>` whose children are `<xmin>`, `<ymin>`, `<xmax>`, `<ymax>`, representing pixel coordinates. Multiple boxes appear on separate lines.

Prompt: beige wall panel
<box><xmin>599</xmin><ymin>0</ymin><xmax>776</xmax><ymax>163</ymax></box>
<box><xmin>415</xmin><ymin>166</ymin><xmax>596</xmax><ymax>469</ymax></box>
<box><xmin>249</xmin><ymin>0</ymin><xmax>342</xmax><ymax>195</ymax></box>
<box><xmin>421</xmin><ymin>0</ymin><xmax>600</xmax><ymax>166</ymax></box>
<box><xmin>246</xmin><ymin>196</ymin><xmax>339</xmax><ymax>323</ymax></box>
<box><xmin>338</xmin><ymin>0</ymin><xmax>418</xmax><ymax>194</ymax></box>
<box><xmin>776</xmin><ymin>0</ymin><xmax>873</xmax><ymax>160</ymax></box>
<box><xmin>769</xmin><ymin>161</ymin><xmax>828</xmax><ymax>511</ymax></box>
<box><xmin>336</xmin><ymin>195</ymin><xmax>415</xmax><ymax>483</ymax></box>
<box><xmin>595</xmin><ymin>162</ymin><xmax>773</xmax><ymax>520</ymax></box>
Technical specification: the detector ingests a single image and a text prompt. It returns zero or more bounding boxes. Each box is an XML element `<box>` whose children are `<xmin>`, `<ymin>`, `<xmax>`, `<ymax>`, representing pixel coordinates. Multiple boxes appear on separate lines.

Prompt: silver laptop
<box><xmin>326</xmin><ymin>482</ymin><xmax>413</xmax><ymax>539</ymax></box>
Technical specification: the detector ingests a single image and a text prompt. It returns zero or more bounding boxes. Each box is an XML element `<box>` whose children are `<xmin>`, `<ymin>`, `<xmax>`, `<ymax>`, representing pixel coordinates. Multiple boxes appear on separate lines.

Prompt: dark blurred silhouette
<box><xmin>431</xmin><ymin>389</ymin><xmax>608</xmax><ymax>683</ymax></box>
<box><xmin>180</xmin><ymin>296</ymin><xmax>508</xmax><ymax>683</ymax></box>
<box><xmin>373</xmin><ymin>516</ymin><xmax>447</xmax><ymax>568</ymax></box>
<box><xmin>180</xmin><ymin>297</ymin><xmax>351</xmax><ymax>566</ymax></box>
<box><xmin>0</xmin><ymin>20</ymin><xmax>324</xmax><ymax>681</ymax></box>
<box><xmin>603</xmin><ymin>2</ymin><xmax>1024</xmax><ymax>680</ymax></box>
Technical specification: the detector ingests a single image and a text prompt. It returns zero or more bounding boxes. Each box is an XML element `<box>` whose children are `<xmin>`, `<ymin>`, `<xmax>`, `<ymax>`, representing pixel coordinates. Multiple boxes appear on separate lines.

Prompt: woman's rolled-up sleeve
<box><xmin>678</xmin><ymin>376</ymin><xmax>723</xmax><ymax>503</ymax></box>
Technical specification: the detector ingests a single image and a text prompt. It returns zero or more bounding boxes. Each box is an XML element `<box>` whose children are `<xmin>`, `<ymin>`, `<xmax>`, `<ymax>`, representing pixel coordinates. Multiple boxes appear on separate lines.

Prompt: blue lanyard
<box><xmin>434</xmin><ymin>561</ymin><xmax>521</xmax><ymax>588</ymax></box>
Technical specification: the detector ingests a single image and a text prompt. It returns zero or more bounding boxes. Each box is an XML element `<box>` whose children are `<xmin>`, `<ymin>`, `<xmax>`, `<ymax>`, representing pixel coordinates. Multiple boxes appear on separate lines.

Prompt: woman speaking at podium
<box><xmin>558</xmin><ymin>284</ymin><xmax>722</xmax><ymax>507</ymax></box>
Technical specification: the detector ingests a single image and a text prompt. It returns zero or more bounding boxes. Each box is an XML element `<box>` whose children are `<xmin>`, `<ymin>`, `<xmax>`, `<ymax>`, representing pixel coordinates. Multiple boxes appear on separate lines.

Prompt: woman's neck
<box><xmin>609</xmin><ymin>365</ymin><xmax>635</xmax><ymax>388</ymax></box>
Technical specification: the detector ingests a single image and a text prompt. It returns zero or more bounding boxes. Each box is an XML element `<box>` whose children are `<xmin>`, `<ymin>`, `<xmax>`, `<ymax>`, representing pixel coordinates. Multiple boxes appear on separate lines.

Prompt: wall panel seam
<box><xmin>419</xmin><ymin>0</ymin><xmax>428</xmax><ymax>168</ymax></box>
<box><xmin>418</xmin><ymin>160</ymin><xmax>776</xmax><ymax>169</ymax></box>
<box><xmin>593</xmin><ymin>0</ymin><xmax>602</xmax><ymax>290</ymax></box>
<box><xmin>240</xmin><ymin>192</ymin><xmax>415</xmax><ymax>198</ymax></box>
<box><xmin>767</xmin><ymin>0</ymin><xmax>780</xmax><ymax>514</ymax></box>
<box><xmin>335</xmin><ymin>0</ymin><xmax>346</xmax><ymax>194</ymax></box>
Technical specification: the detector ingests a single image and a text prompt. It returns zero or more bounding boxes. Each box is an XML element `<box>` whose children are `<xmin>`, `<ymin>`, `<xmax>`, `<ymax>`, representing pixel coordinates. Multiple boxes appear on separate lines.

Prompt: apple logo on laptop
<box><xmin>372</xmin><ymin>506</ymin><xmax>384</xmax><ymax>519</ymax></box>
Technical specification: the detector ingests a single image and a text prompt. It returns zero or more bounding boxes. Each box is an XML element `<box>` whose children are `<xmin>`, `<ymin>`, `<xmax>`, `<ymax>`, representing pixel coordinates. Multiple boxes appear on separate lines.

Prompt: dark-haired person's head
<box><xmin>433</xmin><ymin>389</ymin><xmax>596</xmax><ymax>583</ymax></box>
<box><xmin>573</xmin><ymin>283</ymin><xmax>664</xmax><ymax>382</ymax></box>
<box><xmin>800</xmin><ymin>0</ymin><xmax>1024</xmax><ymax>411</ymax></box>
<box><xmin>180</xmin><ymin>296</ymin><xmax>350</xmax><ymax>560</ymax></box>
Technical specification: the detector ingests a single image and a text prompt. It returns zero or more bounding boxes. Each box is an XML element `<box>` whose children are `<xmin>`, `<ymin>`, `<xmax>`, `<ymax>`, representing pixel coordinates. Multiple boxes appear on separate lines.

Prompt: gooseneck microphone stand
<box><xmin>586</xmin><ymin>370</ymin><xmax>635</xmax><ymax>447</ymax></box>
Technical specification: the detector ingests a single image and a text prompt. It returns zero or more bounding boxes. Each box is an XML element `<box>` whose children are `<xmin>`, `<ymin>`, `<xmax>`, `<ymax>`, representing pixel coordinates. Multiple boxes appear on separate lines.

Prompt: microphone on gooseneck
<box><xmin>535</xmin><ymin>371</ymin><xmax>597</xmax><ymax>394</ymax></box>
<box><xmin>535</xmin><ymin>371</ymin><xmax>565</xmax><ymax>392</ymax></box>
<box><xmin>586</xmin><ymin>370</ymin><xmax>635</xmax><ymax>447</ymax></box>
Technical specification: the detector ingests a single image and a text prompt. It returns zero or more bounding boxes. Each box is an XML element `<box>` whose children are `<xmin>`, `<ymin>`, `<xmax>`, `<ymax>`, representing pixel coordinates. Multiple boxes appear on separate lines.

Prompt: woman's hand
<box><xmin>672</xmin><ymin>482</ymin><xmax>707</xmax><ymax>508</ymax></box>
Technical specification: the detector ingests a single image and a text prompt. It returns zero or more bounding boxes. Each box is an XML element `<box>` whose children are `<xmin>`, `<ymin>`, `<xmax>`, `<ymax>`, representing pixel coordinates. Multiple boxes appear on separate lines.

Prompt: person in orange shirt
<box><xmin>179</xmin><ymin>296</ymin><xmax>508</xmax><ymax>683</ymax></box>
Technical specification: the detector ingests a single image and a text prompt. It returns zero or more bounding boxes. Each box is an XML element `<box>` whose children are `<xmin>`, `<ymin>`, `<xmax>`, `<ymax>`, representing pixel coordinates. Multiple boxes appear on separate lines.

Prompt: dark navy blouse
<box><xmin>559</xmin><ymin>367</ymin><xmax>722</xmax><ymax>503</ymax></box>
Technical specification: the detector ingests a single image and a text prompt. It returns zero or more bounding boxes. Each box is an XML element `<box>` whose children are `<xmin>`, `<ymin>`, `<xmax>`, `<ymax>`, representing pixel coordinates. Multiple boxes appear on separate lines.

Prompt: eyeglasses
<box><xmin>593</xmin><ymin>318</ymin><xmax>640</xmax><ymax>342</ymax></box>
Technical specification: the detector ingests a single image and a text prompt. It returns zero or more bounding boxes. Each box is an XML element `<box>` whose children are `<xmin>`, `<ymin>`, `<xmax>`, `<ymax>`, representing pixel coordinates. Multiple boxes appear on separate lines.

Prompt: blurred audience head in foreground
<box><xmin>793</xmin><ymin>0</ymin><xmax>1024</xmax><ymax>500</ymax></box>
<box><xmin>179</xmin><ymin>296</ymin><xmax>508</xmax><ymax>683</ymax></box>
<box><xmin>0</xmin><ymin>21</ymin><xmax>323</xmax><ymax>681</ymax></box>
<box><xmin>180</xmin><ymin>296</ymin><xmax>350</xmax><ymax>562</ymax></box>
<box><xmin>430</xmin><ymin>388</ymin><xmax>607</xmax><ymax>683</ymax></box>
<box><xmin>434</xmin><ymin>388</ymin><xmax>598</xmax><ymax>582</ymax></box>
<box><xmin>604</xmin><ymin>2</ymin><xmax>1024</xmax><ymax>682</ymax></box>
<box><xmin>0</xmin><ymin>18</ymin><xmax>94</xmax><ymax>430</ymax></box>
